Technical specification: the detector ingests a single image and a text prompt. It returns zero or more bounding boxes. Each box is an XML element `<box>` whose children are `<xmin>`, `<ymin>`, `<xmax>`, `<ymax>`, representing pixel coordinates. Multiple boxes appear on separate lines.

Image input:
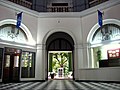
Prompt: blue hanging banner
<box><xmin>16</xmin><ymin>12</ymin><xmax>23</xmax><ymax>28</ymax></box>
<box><xmin>98</xmin><ymin>10</ymin><xmax>103</xmax><ymax>27</ymax></box>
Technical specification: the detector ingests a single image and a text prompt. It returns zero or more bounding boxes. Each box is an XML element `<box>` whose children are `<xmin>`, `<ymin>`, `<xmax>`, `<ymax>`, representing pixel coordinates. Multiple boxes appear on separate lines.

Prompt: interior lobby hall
<box><xmin>0</xmin><ymin>0</ymin><xmax>120</xmax><ymax>89</ymax></box>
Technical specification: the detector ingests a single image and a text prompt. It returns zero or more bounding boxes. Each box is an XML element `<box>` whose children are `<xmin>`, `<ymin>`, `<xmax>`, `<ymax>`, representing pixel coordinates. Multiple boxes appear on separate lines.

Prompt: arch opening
<box><xmin>46</xmin><ymin>32</ymin><xmax>74</xmax><ymax>80</ymax></box>
<box><xmin>0</xmin><ymin>19</ymin><xmax>35</xmax><ymax>46</ymax></box>
<box><xmin>87</xmin><ymin>19</ymin><xmax>120</xmax><ymax>68</ymax></box>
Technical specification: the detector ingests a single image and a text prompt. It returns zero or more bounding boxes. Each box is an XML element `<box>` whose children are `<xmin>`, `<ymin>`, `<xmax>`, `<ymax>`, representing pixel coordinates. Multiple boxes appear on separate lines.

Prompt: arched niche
<box><xmin>42</xmin><ymin>28</ymin><xmax>76</xmax><ymax>45</ymax></box>
<box><xmin>42</xmin><ymin>29</ymin><xmax>77</xmax><ymax>80</ymax></box>
<box><xmin>87</xmin><ymin>19</ymin><xmax>120</xmax><ymax>68</ymax></box>
<box><xmin>46</xmin><ymin>31</ymin><xmax>75</xmax><ymax>80</ymax></box>
<box><xmin>46</xmin><ymin>32</ymin><xmax>74</xmax><ymax>51</ymax></box>
<box><xmin>0</xmin><ymin>19</ymin><xmax>35</xmax><ymax>46</ymax></box>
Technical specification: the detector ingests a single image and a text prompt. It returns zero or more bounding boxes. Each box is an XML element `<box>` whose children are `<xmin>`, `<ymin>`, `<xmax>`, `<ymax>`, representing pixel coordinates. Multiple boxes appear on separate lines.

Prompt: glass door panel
<box><xmin>12</xmin><ymin>55</ymin><xmax>20</xmax><ymax>81</ymax></box>
<box><xmin>5</xmin><ymin>55</ymin><xmax>10</xmax><ymax>67</ymax></box>
<box><xmin>3</xmin><ymin>54</ymin><xmax>11</xmax><ymax>82</ymax></box>
<box><xmin>14</xmin><ymin>55</ymin><xmax>19</xmax><ymax>67</ymax></box>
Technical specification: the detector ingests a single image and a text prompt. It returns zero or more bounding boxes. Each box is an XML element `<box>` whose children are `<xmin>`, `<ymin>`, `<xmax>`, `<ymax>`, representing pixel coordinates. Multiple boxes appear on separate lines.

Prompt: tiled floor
<box><xmin>0</xmin><ymin>80</ymin><xmax>120</xmax><ymax>90</ymax></box>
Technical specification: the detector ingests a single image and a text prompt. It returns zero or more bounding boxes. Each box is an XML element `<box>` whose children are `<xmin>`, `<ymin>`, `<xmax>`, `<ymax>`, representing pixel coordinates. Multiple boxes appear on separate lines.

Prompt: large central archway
<box><xmin>46</xmin><ymin>32</ymin><xmax>74</xmax><ymax>80</ymax></box>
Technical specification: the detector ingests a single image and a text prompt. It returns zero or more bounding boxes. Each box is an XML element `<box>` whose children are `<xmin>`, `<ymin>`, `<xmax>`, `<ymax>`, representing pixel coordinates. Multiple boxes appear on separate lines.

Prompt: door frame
<box><xmin>47</xmin><ymin>50</ymin><xmax>75</xmax><ymax>80</ymax></box>
<box><xmin>45</xmin><ymin>31</ymin><xmax>75</xmax><ymax>80</ymax></box>
<box><xmin>2</xmin><ymin>47</ymin><xmax>21</xmax><ymax>82</ymax></box>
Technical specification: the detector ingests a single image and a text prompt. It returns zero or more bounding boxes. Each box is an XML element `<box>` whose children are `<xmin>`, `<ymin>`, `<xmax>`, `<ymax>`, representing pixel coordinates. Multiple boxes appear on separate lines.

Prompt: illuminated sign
<box><xmin>107</xmin><ymin>48</ymin><xmax>120</xmax><ymax>59</ymax></box>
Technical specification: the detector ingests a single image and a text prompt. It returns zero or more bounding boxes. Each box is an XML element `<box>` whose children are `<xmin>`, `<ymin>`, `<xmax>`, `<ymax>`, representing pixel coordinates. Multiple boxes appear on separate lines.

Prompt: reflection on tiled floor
<box><xmin>0</xmin><ymin>80</ymin><xmax>120</xmax><ymax>90</ymax></box>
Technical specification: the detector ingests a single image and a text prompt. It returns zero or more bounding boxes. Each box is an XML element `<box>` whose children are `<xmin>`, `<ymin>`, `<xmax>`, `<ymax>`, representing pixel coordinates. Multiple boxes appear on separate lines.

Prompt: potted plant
<box><xmin>96</xmin><ymin>49</ymin><xmax>101</xmax><ymax>67</ymax></box>
<box><xmin>97</xmin><ymin>49</ymin><xmax>101</xmax><ymax>61</ymax></box>
<box><xmin>50</xmin><ymin>72</ymin><xmax>55</xmax><ymax>79</ymax></box>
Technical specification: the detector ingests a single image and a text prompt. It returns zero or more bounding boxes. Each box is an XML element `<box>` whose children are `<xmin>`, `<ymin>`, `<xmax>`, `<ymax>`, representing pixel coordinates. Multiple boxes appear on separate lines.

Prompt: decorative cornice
<box><xmin>74</xmin><ymin>44</ymin><xmax>83</xmax><ymax>49</ymax></box>
<box><xmin>37</xmin><ymin>44</ymin><xmax>46</xmax><ymax>50</ymax></box>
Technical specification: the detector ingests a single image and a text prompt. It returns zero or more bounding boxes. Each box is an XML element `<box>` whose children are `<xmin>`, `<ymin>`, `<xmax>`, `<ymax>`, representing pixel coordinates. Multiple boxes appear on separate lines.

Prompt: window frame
<box><xmin>21</xmin><ymin>51</ymin><xmax>36</xmax><ymax>78</ymax></box>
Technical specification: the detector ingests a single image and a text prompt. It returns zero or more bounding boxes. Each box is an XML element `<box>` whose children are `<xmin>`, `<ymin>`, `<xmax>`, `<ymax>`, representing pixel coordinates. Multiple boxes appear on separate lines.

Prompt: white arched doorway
<box><xmin>0</xmin><ymin>19</ymin><xmax>36</xmax><ymax>82</ymax></box>
<box><xmin>87</xmin><ymin>19</ymin><xmax>120</xmax><ymax>68</ymax></box>
<box><xmin>42</xmin><ymin>29</ymin><xmax>77</xmax><ymax>80</ymax></box>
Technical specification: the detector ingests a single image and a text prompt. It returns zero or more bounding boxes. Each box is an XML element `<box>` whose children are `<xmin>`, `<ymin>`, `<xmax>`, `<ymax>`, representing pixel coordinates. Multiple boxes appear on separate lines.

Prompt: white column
<box><xmin>36</xmin><ymin>44</ymin><xmax>46</xmax><ymax>80</ymax></box>
<box><xmin>86</xmin><ymin>43</ymin><xmax>92</xmax><ymax>68</ymax></box>
<box><xmin>74</xmin><ymin>44</ymin><xmax>84</xmax><ymax>80</ymax></box>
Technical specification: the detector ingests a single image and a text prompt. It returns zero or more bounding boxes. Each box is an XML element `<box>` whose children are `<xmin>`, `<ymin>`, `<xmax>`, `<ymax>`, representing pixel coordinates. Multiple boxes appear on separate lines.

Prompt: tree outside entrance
<box><xmin>48</xmin><ymin>51</ymin><xmax>73</xmax><ymax>79</ymax></box>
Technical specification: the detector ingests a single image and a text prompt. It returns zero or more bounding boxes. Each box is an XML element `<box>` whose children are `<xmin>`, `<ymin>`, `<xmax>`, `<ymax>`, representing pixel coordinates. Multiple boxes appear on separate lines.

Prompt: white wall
<box><xmin>37</xmin><ymin>18</ymin><xmax>82</xmax><ymax>44</ymax></box>
<box><xmin>79</xmin><ymin>67</ymin><xmax>120</xmax><ymax>81</ymax></box>
<box><xmin>0</xmin><ymin>1</ymin><xmax>38</xmax><ymax>42</ymax></box>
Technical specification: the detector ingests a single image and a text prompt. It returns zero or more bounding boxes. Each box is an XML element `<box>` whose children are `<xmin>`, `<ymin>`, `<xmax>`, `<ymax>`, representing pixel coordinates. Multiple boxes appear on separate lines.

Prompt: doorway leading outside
<box><xmin>48</xmin><ymin>51</ymin><xmax>73</xmax><ymax>79</ymax></box>
<box><xmin>46</xmin><ymin>32</ymin><xmax>74</xmax><ymax>80</ymax></box>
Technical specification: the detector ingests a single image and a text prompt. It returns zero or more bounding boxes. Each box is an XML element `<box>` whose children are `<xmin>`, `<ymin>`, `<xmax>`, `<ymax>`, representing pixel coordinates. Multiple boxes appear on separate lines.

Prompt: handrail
<box><xmin>8</xmin><ymin>0</ymin><xmax>32</xmax><ymax>9</ymax></box>
<box><xmin>47</xmin><ymin>6</ymin><xmax>73</xmax><ymax>12</ymax></box>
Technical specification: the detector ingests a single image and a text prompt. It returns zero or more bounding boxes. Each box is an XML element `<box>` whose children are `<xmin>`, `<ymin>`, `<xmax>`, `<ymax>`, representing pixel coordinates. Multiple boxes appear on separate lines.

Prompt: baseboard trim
<box><xmin>75</xmin><ymin>80</ymin><xmax>120</xmax><ymax>83</ymax></box>
<box><xmin>20</xmin><ymin>80</ymin><xmax>46</xmax><ymax>82</ymax></box>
